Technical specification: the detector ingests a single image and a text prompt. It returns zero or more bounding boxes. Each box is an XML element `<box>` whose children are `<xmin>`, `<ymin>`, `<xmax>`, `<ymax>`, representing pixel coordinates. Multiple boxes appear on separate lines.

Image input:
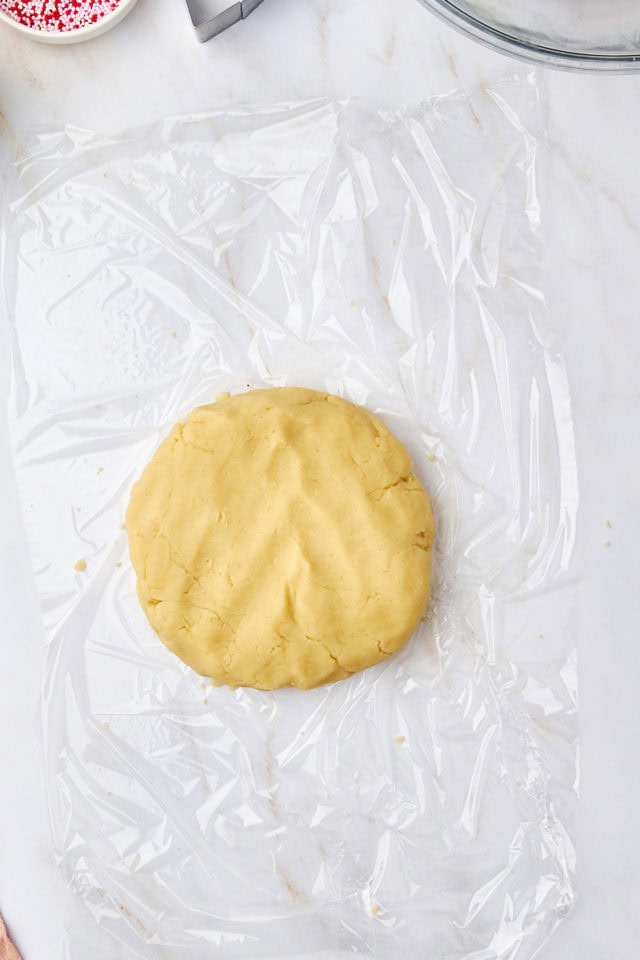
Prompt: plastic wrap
<box><xmin>2</xmin><ymin>86</ymin><xmax>579</xmax><ymax>960</ymax></box>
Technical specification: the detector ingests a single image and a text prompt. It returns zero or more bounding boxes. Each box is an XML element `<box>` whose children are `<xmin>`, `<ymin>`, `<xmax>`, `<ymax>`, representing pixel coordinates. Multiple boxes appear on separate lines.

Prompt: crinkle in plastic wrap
<box><xmin>2</xmin><ymin>86</ymin><xmax>579</xmax><ymax>960</ymax></box>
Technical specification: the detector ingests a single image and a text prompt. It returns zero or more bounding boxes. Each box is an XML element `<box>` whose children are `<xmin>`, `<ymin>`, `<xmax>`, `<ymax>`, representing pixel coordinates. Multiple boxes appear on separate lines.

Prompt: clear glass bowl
<box><xmin>418</xmin><ymin>0</ymin><xmax>640</xmax><ymax>71</ymax></box>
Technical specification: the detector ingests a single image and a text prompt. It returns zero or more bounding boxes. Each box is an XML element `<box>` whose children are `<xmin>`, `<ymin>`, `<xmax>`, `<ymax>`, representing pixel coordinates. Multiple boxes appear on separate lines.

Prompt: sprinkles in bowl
<box><xmin>0</xmin><ymin>0</ymin><xmax>133</xmax><ymax>36</ymax></box>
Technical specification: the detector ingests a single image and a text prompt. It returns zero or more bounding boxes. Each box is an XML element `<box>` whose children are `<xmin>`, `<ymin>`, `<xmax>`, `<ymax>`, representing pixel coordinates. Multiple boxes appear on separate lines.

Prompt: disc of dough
<box><xmin>126</xmin><ymin>387</ymin><xmax>435</xmax><ymax>690</ymax></box>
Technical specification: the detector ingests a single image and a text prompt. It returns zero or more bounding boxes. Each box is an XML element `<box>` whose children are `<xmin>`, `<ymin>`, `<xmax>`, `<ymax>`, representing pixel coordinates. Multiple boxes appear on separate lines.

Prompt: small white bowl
<box><xmin>0</xmin><ymin>0</ymin><xmax>139</xmax><ymax>44</ymax></box>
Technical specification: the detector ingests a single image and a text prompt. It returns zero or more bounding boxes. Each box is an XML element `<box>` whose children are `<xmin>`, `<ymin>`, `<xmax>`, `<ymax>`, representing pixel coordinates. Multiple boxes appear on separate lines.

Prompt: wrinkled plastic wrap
<box><xmin>2</xmin><ymin>86</ymin><xmax>578</xmax><ymax>960</ymax></box>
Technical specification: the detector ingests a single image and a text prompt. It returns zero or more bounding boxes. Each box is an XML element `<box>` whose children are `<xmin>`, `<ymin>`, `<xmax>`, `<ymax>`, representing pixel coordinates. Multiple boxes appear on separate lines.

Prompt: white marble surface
<box><xmin>0</xmin><ymin>0</ymin><xmax>639</xmax><ymax>958</ymax></box>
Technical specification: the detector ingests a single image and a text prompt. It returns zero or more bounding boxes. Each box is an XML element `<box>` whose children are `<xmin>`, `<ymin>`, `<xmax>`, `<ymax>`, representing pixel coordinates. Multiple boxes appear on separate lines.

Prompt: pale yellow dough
<box><xmin>126</xmin><ymin>387</ymin><xmax>435</xmax><ymax>690</ymax></box>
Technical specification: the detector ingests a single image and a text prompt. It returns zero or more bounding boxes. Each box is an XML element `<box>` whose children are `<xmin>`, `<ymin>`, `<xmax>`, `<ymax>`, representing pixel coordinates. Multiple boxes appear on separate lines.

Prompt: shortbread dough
<box><xmin>127</xmin><ymin>387</ymin><xmax>435</xmax><ymax>690</ymax></box>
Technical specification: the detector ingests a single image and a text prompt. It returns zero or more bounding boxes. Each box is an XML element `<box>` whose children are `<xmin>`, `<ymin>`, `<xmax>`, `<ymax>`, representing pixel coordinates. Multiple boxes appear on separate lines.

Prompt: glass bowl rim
<box><xmin>419</xmin><ymin>0</ymin><xmax>640</xmax><ymax>73</ymax></box>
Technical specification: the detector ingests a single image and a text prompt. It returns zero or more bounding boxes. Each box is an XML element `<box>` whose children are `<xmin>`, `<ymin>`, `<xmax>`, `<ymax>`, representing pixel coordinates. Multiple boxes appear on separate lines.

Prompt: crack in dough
<box><xmin>126</xmin><ymin>387</ymin><xmax>435</xmax><ymax>690</ymax></box>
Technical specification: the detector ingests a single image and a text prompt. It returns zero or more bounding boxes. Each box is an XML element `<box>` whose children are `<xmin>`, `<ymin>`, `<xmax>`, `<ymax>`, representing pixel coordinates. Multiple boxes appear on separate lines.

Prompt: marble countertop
<box><xmin>0</xmin><ymin>0</ymin><xmax>639</xmax><ymax>958</ymax></box>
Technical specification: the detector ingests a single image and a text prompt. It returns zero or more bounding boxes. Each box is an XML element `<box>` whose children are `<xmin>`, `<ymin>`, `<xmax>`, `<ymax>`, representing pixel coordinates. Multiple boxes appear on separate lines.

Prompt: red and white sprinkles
<box><xmin>0</xmin><ymin>0</ymin><xmax>122</xmax><ymax>31</ymax></box>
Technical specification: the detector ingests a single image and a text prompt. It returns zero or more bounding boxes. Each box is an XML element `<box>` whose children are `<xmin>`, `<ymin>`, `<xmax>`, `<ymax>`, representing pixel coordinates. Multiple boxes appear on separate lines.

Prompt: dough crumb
<box><xmin>170</xmin><ymin>331</ymin><xmax>177</xmax><ymax>339</ymax></box>
<box><xmin>605</xmin><ymin>519</ymin><xmax>612</xmax><ymax>528</ymax></box>
<box><xmin>97</xmin><ymin>467</ymin><xmax>104</xmax><ymax>474</ymax></box>
<box><xmin>119</xmin><ymin>522</ymin><xmax>126</xmax><ymax>531</ymax></box>
<box><xmin>369</xmin><ymin>905</ymin><xmax>380</xmax><ymax>916</ymax></box>
<box><xmin>102</xmin><ymin>721</ymin><xmax>110</xmax><ymax>729</ymax></box>
<box><xmin>349</xmin><ymin>299</ymin><xmax>357</xmax><ymax>307</ymax></box>
<box><xmin>427</xmin><ymin>453</ymin><xmax>436</xmax><ymax>462</ymax></box>
<box><xmin>394</xmin><ymin>735</ymin><xmax>406</xmax><ymax>744</ymax></box>
<box><xmin>115</xmin><ymin>561</ymin><xmax>122</xmax><ymax>568</ymax></box>
<box><xmin>74</xmin><ymin>559</ymin><xmax>87</xmax><ymax>572</ymax></box>
<box><xmin>603</xmin><ymin>541</ymin><xmax>611</xmax><ymax>548</ymax></box>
